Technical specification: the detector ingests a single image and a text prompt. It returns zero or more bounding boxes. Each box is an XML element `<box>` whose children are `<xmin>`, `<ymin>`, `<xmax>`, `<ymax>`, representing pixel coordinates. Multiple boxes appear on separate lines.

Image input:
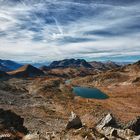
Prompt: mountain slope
<box><xmin>105</xmin><ymin>61</ymin><xmax>121</xmax><ymax>69</ymax></box>
<box><xmin>73</xmin><ymin>60</ymin><xmax>140</xmax><ymax>87</ymax></box>
<box><xmin>0</xmin><ymin>59</ymin><xmax>22</xmax><ymax>71</ymax></box>
<box><xmin>39</xmin><ymin>65</ymin><xmax>50</xmax><ymax>72</ymax></box>
<box><xmin>49</xmin><ymin>59</ymin><xmax>92</xmax><ymax>68</ymax></box>
<box><xmin>0</xmin><ymin>63</ymin><xmax>9</xmax><ymax>71</ymax></box>
<box><xmin>8</xmin><ymin>64</ymin><xmax>44</xmax><ymax>77</ymax></box>
<box><xmin>0</xmin><ymin>70</ymin><xmax>9</xmax><ymax>77</ymax></box>
<box><xmin>89</xmin><ymin>61</ymin><xmax>120</xmax><ymax>71</ymax></box>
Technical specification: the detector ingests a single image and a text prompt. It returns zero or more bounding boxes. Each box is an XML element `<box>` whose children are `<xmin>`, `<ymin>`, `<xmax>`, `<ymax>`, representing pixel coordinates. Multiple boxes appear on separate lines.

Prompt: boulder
<box><xmin>116</xmin><ymin>128</ymin><xmax>135</xmax><ymax>139</ymax></box>
<box><xmin>97</xmin><ymin>126</ymin><xmax>135</xmax><ymax>140</ymax></box>
<box><xmin>96</xmin><ymin>113</ymin><xmax>117</xmax><ymax>131</ymax></box>
<box><xmin>66</xmin><ymin>112</ymin><xmax>82</xmax><ymax>130</ymax></box>
<box><xmin>96</xmin><ymin>114</ymin><xmax>137</xmax><ymax>140</ymax></box>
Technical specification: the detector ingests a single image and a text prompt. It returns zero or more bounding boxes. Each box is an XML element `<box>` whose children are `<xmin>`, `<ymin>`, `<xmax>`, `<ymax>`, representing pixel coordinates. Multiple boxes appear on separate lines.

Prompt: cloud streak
<box><xmin>0</xmin><ymin>0</ymin><xmax>140</xmax><ymax>62</ymax></box>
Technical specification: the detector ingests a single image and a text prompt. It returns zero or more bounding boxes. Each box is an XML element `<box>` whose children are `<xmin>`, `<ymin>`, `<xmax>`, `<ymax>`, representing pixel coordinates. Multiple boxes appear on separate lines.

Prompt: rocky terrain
<box><xmin>0</xmin><ymin>59</ymin><xmax>139</xmax><ymax>139</ymax></box>
<box><xmin>89</xmin><ymin>61</ymin><xmax>120</xmax><ymax>71</ymax></box>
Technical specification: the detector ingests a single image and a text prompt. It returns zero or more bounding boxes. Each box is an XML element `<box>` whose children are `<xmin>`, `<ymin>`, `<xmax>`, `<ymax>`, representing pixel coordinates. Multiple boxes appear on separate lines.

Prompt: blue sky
<box><xmin>0</xmin><ymin>0</ymin><xmax>140</xmax><ymax>62</ymax></box>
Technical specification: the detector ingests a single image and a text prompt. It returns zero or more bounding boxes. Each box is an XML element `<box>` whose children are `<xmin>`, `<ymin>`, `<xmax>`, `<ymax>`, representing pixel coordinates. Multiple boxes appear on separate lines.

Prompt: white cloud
<box><xmin>0</xmin><ymin>0</ymin><xmax>140</xmax><ymax>62</ymax></box>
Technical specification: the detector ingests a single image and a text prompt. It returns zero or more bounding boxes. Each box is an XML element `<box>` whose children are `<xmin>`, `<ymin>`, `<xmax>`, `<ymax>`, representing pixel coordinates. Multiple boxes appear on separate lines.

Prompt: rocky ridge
<box><xmin>8</xmin><ymin>64</ymin><xmax>44</xmax><ymax>77</ymax></box>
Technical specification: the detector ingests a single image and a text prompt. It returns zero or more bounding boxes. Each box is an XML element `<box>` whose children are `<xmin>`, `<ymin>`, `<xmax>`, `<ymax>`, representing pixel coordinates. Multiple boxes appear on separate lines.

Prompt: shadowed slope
<box><xmin>0</xmin><ymin>70</ymin><xmax>9</xmax><ymax>78</ymax></box>
<box><xmin>8</xmin><ymin>64</ymin><xmax>44</xmax><ymax>77</ymax></box>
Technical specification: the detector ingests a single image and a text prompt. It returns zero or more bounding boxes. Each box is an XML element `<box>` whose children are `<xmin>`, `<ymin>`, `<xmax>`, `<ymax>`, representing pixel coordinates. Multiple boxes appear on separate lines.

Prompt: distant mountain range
<box><xmin>0</xmin><ymin>58</ymin><xmax>129</xmax><ymax>72</ymax></box>
<box><xmin>0</xmin><ymin>59</ymin><xmax>22</xmax><ymax>72</ymax></box>
<box><xmin>0</xmin><ymin>58</ymin><xmax>138</xmax><ymax>78</ymax></box>
<box><xmin>48</xmin><ymin>59</ymin><xmax>121</xmax><ymax>70</ymax></box>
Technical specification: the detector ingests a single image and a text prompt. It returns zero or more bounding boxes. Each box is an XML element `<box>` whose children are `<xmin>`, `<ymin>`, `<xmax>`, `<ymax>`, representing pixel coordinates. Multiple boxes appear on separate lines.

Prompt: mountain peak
<box><xmin>8</xmin><ymin>64</ymin><xmax>44</xmax><ymax>77</ymax></box>
<box><xmin>19</xmin><ymin>64</ymin><xmax>35</xmax><ymax>71</ymax></box>
<box><xmin>49</xmin><ymin>59</ymin><xmax>92</xmax><ymax>68</ymax></box>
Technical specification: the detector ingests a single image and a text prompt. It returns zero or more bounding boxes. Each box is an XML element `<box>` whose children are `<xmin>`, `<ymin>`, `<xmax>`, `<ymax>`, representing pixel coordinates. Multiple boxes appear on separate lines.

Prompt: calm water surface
<box><xmin>73</xmin><ymin>86</ymin><xmax>108</xmax><ymax>99</ymax></box>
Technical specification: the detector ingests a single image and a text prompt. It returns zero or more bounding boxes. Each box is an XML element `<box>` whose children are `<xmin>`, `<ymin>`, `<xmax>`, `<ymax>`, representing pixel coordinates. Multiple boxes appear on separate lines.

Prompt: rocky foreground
<box><xmin>0</xmin><ymin>109</ymin><xmax>140</xmax><ymax>140</ymax></box>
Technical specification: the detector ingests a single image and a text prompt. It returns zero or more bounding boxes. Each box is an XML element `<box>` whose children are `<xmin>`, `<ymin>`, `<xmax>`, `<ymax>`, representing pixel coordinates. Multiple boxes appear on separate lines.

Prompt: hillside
<box><xmin>89</xmin><ymin>61</ymin><xmax>120</xmax><ymax>71</ymax></box>
<box><xmin>0</xmin><ymin>63</ymin><xmax>9</xmax><ymax>71</ymax></box>
<box><xmin>72</xmin><ymin>60</ymin><xmax>140</xmax><ymax>87</ymax></box>
<box><xmin>0</xmin><ymin>59</ymin><xmax>22</xmax><ymax>71</ymax></box>
<box><xmin>8</xmin><ymin>64</ymin><xmax>44</xmax><ymax>77</ymax></box>
<box><xmin>0</xmin><ymin>70</ymin><xmax>9</xmax><ymax>77</ymax></box>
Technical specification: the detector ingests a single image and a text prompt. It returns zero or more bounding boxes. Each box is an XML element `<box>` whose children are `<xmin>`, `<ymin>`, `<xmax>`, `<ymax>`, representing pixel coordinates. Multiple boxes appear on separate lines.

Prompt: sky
<box><xmin>0</xmin><ymin>0</ymin><xmax>140</xmax><ymax>63</ymax></box>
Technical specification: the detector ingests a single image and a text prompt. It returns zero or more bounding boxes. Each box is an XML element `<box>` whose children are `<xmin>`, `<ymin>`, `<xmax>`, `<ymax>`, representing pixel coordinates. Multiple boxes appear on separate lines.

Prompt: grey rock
<box><xmin>96</xmin><ymin>114</ymin><xmax>137</xmax><ymax>140</ymax></box>
<box><xmin>116</xmin><ymin>128</ymin><xmax>135</xmax><ymax>139</ymax></box>
<box><xmin>99</xmin><ymin>127</ymin><xmax>135</xmax><ymax>140</ymax></box>
<box><xmin>96</xmin><ymin>114</ymin><xmax>117</xmax><ymax>131</ymax></box>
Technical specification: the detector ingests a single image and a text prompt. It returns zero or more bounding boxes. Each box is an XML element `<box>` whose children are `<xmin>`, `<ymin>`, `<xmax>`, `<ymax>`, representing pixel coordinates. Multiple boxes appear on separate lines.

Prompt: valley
<box><xmin>0</xmin><ymin>59</ymin><xmax>140</xmax><ymax>139</ymax></box>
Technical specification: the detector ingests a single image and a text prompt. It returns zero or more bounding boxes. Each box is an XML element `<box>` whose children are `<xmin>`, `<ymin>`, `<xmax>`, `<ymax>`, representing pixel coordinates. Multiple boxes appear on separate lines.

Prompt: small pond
<box><xmin>73</xmin><ymin>86</ymin><xmax>108</xmax><ymax>99</ymax></box>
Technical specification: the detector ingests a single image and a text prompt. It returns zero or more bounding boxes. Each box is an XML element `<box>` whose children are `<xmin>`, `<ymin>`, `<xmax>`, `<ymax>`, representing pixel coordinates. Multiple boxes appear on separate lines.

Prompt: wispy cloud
<box><xmin>0</xmin><ymin>0</ymin><xmax>140</xmax><ymax>62</ymax></box>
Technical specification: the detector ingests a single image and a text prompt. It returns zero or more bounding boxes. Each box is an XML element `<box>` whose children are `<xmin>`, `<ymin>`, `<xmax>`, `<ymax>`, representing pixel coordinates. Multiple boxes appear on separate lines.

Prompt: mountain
<box><xmin>89</xmin><ymin>61</ymin><xmax>120</xmax><ymax>71</ymax></box>
<box><xmin>121</xmin><ymin>60</ymin><xmax>140</xmax><ymax>74</ymax></box>
<box><xmin>89</xmin><ymin>61</ymin><xmax>107</xmax><ymax>70</ymax></box>
<box><xmin>105</xmin><ymin>61</ymin><xmax>121</xmax><ymax>69</ymax></box>
<box><xmin>39</xmin><ymin>65</ymin><xmax>50</xmax><ymax>71</ymax></box>
<box><xmin>0</xmin><ymin>63</ymin><xmax>9</xmax><ymax>71</ymax></box>
<box><xmin>49</xmin><ymin>59</ymin><xmax>92</xmax><ymax>68</ymax></box>
<box><xmin>0</xmin><ymin>70</ymin><xmax>9</xmax><ymax>77</ymax></box>
<box><xmin>73</xmin><ymin>60</ymin><xmax>140</xmax><ymax>87</ymax></box>
<box><xmin>8</xmin><ymin>64</ymin><xmax>44</xmax><ymax>77</ymax></box>
<box><xmin>0</xmin><ymin>59</ymin><xmax>22</xmax><ymax>71</ymax></box>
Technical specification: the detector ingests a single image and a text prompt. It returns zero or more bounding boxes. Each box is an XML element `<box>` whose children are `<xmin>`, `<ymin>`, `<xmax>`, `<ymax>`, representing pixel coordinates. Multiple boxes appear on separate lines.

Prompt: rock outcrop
<box><xmin>59</xmin><ymin>113</ymin><xmax>140</xmax><ymax>139</ymax></box>
<box><xmin>66</xmin><ymin>112</ymin><xmax>82</xmax><ymax>130</ymax></box>
<box><xmin>0</xmin><ymin>109</ymin><xmax>28</xmax><ymax>139</ymax></box>
<box><xmin>96</xmin><ymin>113</ymin><xmax>117</xmax><ymax>130</ymax></box>
<box><xmin>96</xmin><ymin>114</ymin><xmax>140</xmax><ymax>140</ymax></box>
